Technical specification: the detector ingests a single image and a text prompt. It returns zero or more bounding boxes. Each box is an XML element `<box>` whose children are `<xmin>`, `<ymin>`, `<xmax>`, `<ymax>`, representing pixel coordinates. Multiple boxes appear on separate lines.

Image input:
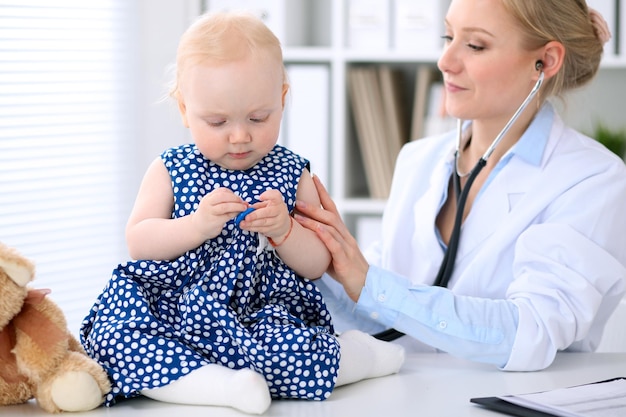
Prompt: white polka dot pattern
<box><xmin>80</xmin><ymin>144</ymin><xmax>339</xmax><ymax>405</ymax></box>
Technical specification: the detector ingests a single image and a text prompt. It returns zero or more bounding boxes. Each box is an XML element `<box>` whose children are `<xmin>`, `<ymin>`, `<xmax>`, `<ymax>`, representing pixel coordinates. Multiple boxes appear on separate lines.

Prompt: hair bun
<box><xmin>589</xmin><ymin>8</ymin><xmax>611</xmax><ymax>45</ymax></box>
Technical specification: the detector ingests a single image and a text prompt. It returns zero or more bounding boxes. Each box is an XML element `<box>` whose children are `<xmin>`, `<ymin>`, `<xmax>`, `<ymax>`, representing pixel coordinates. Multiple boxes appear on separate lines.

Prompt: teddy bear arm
<box><xmin>13</xmin><ymin>301</ymin><xmax>72</xmax><ymax>384</ymax></box>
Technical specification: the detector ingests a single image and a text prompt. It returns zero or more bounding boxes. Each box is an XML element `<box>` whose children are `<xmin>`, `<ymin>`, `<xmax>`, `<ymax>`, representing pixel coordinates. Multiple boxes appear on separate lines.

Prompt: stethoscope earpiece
<box><xmin>535</xmin><ymin>60</ymin><xmax>544</xmax><ymax>71</ymax></box>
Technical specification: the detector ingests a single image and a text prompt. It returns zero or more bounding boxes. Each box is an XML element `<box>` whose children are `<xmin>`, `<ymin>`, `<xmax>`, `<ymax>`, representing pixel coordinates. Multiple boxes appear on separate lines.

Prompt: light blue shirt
<box><xmin>318</xmin><ymin>104</ymin><xmax>626</xmax><ymax>371</ymax></box>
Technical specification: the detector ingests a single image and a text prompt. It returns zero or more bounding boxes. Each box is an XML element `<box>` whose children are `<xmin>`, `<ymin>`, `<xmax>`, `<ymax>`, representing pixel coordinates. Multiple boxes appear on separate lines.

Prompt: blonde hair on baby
<box><xmin>169</xmin><ymin>11</ymin><xmax>287</xmax><ymax>103</ymax></box>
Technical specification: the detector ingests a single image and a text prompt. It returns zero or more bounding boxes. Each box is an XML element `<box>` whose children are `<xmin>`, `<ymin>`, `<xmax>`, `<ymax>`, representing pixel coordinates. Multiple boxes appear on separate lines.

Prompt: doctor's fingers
<box><xmin>295</xmin><ymin>213</ymin><xmax>365</xmax><ymax>274</ymax></box>
<box><xmin>311</xmin><ymin>175</ymin><xmax>340</xmax><ymax>214</ymax></box>
<box><xmin>295</xmin><ymin>198</ymin><xmax>353</xmax><ymax>241</ymax></box>
<box><xmin>315</xmin><ymin>221</ymin><xmax>369</xmax><ymax>301</ymax></box>
<box><xmin>294</xmin><ymin>212</ymin><xmax>348</xmax><ymax>255</ymax></box>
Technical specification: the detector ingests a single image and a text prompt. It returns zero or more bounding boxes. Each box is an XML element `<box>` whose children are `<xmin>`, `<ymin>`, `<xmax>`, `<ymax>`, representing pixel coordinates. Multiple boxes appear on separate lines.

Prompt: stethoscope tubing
<box><xmin>372</xmin><ymin>72</ymin><xmax>545</xmax><ymax>342</ymax></box>
<box><xmin>433</xmin><ymin>157</ymin><xmax>486</xmax><ymax>288</ymax></box>
<box><xmin>437</xmin><ymin>72</ymin><xmax>545</xmax><ymax>287</ymax></box>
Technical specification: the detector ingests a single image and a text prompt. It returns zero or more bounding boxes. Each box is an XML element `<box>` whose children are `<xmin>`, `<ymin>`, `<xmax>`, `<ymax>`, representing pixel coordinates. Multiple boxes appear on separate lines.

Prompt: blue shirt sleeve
<box><xmin>356</xmin><ymin>265</ymin><xmax>520</xmax><ymax>368</ymax></box>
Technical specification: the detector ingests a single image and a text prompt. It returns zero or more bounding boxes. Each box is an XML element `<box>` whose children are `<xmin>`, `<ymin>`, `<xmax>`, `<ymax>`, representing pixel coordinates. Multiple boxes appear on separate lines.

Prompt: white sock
<box><xmin>141</xmin><ymin>364</ymin><xmax>271</xmax><ymax>414</ymax></box>
<box><xmin>335</xmin><ymin>329</ymin><xmax>405</xmax><ymax>387</ymax></box>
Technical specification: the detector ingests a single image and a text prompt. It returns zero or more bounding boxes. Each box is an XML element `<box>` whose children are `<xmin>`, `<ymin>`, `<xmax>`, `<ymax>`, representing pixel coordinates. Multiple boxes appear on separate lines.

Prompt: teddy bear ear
<box><xmin>0</xmin><ymin>244</ymin><xmax>35</xmax><ymax>287</ymax></box>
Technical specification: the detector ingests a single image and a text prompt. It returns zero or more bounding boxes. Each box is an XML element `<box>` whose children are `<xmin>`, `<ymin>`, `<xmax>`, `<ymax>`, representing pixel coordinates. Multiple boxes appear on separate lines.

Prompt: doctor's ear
<box><xmin>536</xmin><ymin>41</ymin><xmax>565</xmax><ymax>78</ymax></box>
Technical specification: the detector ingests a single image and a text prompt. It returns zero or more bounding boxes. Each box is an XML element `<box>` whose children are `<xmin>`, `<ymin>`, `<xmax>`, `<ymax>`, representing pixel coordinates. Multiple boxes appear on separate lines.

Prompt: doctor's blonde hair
<box><xmin>501</xmin><ymin>0</ymin><xmax>604</xmax><ymax>101</ymax></box>
<box><xmin>169</xmin><ymin>11</ymin><xmax>288</xmax><ymax>104</ymax></box>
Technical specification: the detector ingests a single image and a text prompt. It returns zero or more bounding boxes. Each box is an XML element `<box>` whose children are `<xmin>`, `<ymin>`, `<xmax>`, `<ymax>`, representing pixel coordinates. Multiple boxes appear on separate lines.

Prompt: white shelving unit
<box><xmin>277</xmin><ymin>0</ymin><xmax>445</xmax><ymax>238</ymax></box>
<box><xmin>202</xmin><ymin>0</ymin><xmax>626</xmax><ymax>242</ymax></box>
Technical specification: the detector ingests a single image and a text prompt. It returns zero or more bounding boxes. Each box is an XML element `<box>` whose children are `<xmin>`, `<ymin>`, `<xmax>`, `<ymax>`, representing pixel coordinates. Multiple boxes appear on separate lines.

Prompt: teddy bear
<box><xmin>0</xmin><ymin>241</ymin><xmax>111</xmax><ymax>413</ymax></box>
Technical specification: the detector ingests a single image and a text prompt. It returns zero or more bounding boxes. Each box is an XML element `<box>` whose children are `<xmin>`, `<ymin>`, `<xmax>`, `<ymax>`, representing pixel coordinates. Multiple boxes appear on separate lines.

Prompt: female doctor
<box><xmin>294</xmin><ymin>0</ymin><xmax>626</xmax><ymax>371</ymax></box>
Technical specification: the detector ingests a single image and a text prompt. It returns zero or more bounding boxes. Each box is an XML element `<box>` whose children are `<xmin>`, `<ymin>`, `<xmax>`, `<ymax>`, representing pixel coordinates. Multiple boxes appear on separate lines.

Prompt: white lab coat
<box><xmin>319</xmin><ymin>105</ymin><xmax>626</xmax><ymax>370</ymax></box>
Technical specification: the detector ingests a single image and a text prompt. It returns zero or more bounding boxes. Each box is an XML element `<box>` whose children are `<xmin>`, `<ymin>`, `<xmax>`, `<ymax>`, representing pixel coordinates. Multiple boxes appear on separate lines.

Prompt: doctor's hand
<box><xmin>295</xmin><ymin>175</ymin><xmax>369</xmax><ymax>302</ymax></box>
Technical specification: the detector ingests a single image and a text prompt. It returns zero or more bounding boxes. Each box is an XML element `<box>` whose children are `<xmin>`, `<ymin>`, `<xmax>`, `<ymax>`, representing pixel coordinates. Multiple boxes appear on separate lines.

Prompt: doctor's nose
<box><xmin>437</xmin><ymin>43</ymin><xmax>460</xmax><ymax>75</ymax></box>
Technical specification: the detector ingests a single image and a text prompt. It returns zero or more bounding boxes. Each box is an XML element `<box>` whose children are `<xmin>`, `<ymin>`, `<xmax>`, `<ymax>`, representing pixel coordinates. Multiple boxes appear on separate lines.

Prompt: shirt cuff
<box><xmin>355</xmin><ymin>264</ymin><xmax>410</xmax><ymax>327</ymax></box>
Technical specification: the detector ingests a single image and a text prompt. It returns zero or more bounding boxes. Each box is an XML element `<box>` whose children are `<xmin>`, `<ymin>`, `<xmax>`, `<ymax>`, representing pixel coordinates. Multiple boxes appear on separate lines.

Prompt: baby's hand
<box><xmin>193</xmin><ymin>188</ymin><xmax>248</xmax><ymax>239</ymax></box>
<box><xmin>239</xmin><ymin>189</ymin><xmax>291</xmax><ymax>242</ymax></box>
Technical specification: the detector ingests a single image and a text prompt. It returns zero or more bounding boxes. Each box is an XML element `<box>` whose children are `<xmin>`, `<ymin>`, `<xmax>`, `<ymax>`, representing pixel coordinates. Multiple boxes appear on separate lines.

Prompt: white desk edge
<box><xmin>6</xmin><ymin>352</ymin><xmax>626</xmax><ymax>417</ymax></box>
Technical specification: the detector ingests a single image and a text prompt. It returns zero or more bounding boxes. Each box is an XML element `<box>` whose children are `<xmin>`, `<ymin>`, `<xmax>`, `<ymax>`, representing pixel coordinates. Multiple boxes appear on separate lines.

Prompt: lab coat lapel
<box><xmin>410</xmin><ymin>156</ymin><xmax>452</xmax><ymax>283</ymax></box>
<box><xmin>413</xmin><ymin>158</ymin><xmax>451</xmax><ymax>234</ymax></box>
<box><xmin>455</xmin><ymin>163</ymin><xmax>533</xmax><ymax>262</ymax></box>
<box><xmin>455</xmin><ymin>110</ymin><xmax>561</xmax><ymax>259</ymax></box>
<box><xmin>444</xmin><ymin>105</ymin><xmax>561</xmax><ymax>281</ymax></box>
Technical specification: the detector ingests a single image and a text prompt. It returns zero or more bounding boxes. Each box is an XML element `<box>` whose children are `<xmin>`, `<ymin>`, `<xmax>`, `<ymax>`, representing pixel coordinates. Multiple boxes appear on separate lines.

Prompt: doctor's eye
<box><xmin>466</xmin><ymin>42</ymin><xmax>485</xmax><ymax>52</ymax></box>
<box><xmin>441</xmin><ymin>35</ymin><xmax>453</xmax><ymax>43</ymax></box>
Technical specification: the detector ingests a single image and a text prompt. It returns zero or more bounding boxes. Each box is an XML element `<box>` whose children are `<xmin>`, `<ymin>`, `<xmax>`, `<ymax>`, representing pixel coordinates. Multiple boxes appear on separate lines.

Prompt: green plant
<box><xmin>590</xmin><ymin>123</ymin><xmax>626</xmax><ymax>158</ymax></box>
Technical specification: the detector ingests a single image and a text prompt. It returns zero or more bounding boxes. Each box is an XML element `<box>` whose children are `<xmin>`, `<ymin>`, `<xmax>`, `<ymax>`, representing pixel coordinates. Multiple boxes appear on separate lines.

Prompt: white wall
<box><xmin>559</xmin><ymin>68</ymin><xmax>626</xmax><ymax>136</ymax></box>
<box><xmin>133</xmin><ymin>0</ymin><xmax>201</xmax><ymax>191</ymax></box>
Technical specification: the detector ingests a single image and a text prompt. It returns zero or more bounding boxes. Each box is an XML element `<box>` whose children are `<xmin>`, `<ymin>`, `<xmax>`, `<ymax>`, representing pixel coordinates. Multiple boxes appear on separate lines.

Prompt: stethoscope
<box><xmin>374</xmin><ymin>64</ymin><xmax>545</xmax><ymax>342</ymax></box>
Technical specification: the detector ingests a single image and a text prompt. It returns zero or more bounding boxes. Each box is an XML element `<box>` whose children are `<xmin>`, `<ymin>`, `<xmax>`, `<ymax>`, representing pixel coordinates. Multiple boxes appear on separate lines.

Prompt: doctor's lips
<box><xmin>444</xmin><ymin>81</ymin><xmax>466</xmax><ymax>93</ymax></box>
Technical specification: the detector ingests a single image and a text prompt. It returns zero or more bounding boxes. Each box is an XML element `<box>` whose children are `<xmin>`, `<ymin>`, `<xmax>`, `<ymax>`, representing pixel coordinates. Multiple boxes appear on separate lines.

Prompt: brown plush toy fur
<box><xmin>0</xmin><ymin>242</ymin><xmax>111</xmax><ymax>413</ymax></box>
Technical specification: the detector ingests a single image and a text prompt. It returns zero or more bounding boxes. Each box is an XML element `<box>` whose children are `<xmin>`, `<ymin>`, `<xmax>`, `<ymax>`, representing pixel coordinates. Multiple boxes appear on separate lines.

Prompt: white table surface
<box><xmin>5</xmin><ymin>352</ymin><xmax>626</xmax><ymax>416</ymax></box>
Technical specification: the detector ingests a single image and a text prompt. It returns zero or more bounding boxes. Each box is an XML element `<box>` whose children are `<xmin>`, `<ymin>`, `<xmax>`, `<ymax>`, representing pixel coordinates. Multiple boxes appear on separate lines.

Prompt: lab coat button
<box><xmin>377</xmin><ymin>294</ymin><xmax>386</xmax><ymax>302</ymax></box>
<box><xmin>438</xmin><ymin>321</ymin><xmax>447</xmax><ymax>329</ymax></box>
<box><xmin>371</xmin><ymin>312</ymin><xmax>379</xmax><ymax>320</ymax></box>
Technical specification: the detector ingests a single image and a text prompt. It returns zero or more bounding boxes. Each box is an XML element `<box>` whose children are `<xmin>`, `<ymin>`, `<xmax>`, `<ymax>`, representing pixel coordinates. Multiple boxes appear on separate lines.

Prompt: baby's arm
<box><xmin>240</xmin><ymin>169</ymin><xmax>331</xmax><ymax>279</ymax></box>
<box><xmin>125</xmin><ymin>157</ymin><xmax>247</xmax><ymax>260</ymax></box>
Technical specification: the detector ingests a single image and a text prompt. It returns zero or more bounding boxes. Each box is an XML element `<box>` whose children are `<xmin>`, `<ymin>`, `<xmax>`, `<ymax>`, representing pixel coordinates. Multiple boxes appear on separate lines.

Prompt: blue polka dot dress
<box><xmin>80</xmin><ymin>144</ymin><xmax>339</xmax><ymax>405</ymax></box>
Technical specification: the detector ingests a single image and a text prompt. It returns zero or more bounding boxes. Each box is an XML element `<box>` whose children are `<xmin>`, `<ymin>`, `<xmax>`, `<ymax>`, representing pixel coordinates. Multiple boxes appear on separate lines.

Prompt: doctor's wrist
<box><xmin>343</xmin><ymin>268</ymin><xmax>368</xmax><ymax>303</ymax></box>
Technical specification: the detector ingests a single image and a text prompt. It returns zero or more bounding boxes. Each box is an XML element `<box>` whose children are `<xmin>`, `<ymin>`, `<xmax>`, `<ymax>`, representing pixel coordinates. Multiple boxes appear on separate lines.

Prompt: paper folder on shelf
<box><xmin>204</xmin><ymin>0</ymin><xmax>309</xmax><ymax>46</ymax></box>
<box><xmin>392</xmin><ymin>0</ymin><xmax>449</xmax><ymax>54</ymax></box>
<box><xmin>347</xmin><ymin>66</ymin><xmax>407</xmax><ymax>199</ymax></box>
<box><xmin>346</xmin><ymin>0</ymin><xmax>391</xmax><ymax>49</ymax></box>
